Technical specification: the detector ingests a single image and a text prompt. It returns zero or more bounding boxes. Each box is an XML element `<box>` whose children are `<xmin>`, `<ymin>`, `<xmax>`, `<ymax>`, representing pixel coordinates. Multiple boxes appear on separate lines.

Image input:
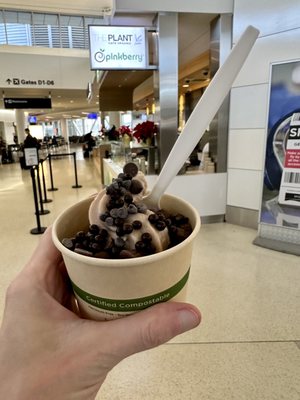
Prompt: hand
<box><xmin>0</xmin><ymin>228</ymin><xmax>201</xmax><ymax>400</ymax></box>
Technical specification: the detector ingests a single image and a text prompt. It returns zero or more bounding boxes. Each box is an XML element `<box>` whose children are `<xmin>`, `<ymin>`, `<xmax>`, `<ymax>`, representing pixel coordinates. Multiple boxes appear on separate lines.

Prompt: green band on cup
<box><xmin>71</xmin><ymin>268</ymin><xmax>190</xmax><ymax>312</ymax></box>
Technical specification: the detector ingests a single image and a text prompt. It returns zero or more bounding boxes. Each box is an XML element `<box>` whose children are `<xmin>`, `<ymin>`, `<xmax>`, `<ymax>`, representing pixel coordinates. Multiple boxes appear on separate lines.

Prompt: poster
<box><xmin>261</xmin><ymin>60</ymin><xmax>300</xmax><ymax>229</ymax></box>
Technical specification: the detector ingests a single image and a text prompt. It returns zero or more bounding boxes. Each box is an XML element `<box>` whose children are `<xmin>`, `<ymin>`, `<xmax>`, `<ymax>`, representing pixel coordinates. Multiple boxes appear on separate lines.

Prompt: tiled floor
<box><xmin>1</xmin><ymin>147</ymin><xmax>299</xmax><ymax>399</ymax></box>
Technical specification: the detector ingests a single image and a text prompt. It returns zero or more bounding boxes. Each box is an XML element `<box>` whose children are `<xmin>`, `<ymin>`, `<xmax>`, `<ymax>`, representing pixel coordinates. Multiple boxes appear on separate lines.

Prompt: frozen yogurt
<box><xmin>62</xmin><ymin>163</ymin><xmax>192</xmax><ymax>258</ymax></box>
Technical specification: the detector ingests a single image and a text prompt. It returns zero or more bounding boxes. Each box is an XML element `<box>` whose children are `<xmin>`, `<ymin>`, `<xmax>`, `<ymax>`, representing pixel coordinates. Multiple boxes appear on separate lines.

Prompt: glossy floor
<box><xmin>0</xmin><ymin>149</ymin><xmax>299</xmax><ymax>400</ymax></box>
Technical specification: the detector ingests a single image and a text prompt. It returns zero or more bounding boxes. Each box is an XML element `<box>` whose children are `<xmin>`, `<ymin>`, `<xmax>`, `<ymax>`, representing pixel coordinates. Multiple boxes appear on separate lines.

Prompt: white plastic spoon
<box><xmin>143</xmin><ymin>25</ymin><xmax>260</xmax><ymax>209</ymax></box>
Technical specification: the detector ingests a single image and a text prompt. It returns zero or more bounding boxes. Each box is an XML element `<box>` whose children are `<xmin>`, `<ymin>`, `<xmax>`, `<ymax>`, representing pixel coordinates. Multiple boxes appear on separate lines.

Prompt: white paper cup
<box><xmin>52</xmin><ymin>194</ymin><xmax>200</xmax><ymax>321</ymax></box>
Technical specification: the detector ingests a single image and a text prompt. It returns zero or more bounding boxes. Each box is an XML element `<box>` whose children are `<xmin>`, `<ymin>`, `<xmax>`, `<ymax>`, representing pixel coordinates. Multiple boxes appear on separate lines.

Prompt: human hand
<box><xmin>0</xmin><ymin>228</ymin><xmax>201</xmax><ymax>400</ymax></box>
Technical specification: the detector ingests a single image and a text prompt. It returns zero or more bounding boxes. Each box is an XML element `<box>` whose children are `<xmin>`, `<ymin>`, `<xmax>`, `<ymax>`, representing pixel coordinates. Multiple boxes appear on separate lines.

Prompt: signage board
<box><xmin>89</xmin><ymin>25</ymin><xmax>146</xmax><ymax>70</ymax></box>
<box><xmin>24</xmin><ymin>148</ymin><xmax>39</xmax><ymax>167</ymax></box>
<box><xmin>278</xmin><ymin>112</ymin><xmax>300</xmax><ymax>206</ymax></box>
<box><xmin>4</xmin><ymin>98</ymin><xmax>52</xmax><ymax>109</ymax></box>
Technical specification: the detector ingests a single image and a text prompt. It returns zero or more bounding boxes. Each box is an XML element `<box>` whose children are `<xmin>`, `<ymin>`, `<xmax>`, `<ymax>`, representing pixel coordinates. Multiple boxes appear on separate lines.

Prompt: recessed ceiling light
<box><xmin>70</xmin><ymin>100</ymin><xmax>74</xmax><ymax>103</ymax></box>
<box><xmin>182</xmin><ymin>84</ymin><xmax>189</xmax><ymax>88</ymax></box>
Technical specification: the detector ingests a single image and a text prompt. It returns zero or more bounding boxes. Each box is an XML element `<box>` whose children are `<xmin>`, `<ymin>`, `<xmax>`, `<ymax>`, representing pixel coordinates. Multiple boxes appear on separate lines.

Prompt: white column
<box><xmin>60</xmin><ymin>119</ymin><xmax>68</xmax><ymax>143</ymax></box>
<box><xmin>108</xmin><ymin>112</ymin><xmax>121</xmax><ymax>128</ymax></box>
<box><xmin>15</xmin><ymin>109</ymin><xmax>26</xmax><ymax>143</ymax></box>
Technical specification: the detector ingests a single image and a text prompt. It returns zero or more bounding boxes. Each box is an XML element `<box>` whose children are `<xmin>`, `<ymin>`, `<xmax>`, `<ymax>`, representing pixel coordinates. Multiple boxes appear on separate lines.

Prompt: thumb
<box><xmin>99</xmin><ymin>302</ymin><xmax>201</xmax><ymax>361</ymax></box>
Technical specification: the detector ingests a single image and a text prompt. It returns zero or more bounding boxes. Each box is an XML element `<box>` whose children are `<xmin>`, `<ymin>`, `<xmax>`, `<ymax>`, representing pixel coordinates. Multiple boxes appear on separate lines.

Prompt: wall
<box><xmin>116</xmin><ymin>0</ymin><xmax>233</xmax><ymax>14</ymax></box>
<box><xmin>0</xmin><ymin>46</ymin><xmax>93</xmax><ymax>90</ymax></box>
<box><xmin>0</xmin><ymin>0</ymin><xmax>115</xmax><ymax>16</ymax></box>
<box><xmin>226</xmin><ymin>0</ymin><xmax>300</xmax><ymax>228</ymax></box>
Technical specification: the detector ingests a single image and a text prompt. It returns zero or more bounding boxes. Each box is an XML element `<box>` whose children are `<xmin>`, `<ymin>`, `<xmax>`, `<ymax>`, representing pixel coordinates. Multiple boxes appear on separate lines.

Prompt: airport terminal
<box><xmin>0</xmin><ymin>1</ymin><xmax>299</xmax><ymax>399</ymax></box>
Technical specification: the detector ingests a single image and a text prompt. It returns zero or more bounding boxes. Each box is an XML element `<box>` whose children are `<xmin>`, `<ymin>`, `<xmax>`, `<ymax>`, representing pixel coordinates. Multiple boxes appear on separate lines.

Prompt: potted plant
<box><xmin>118</xmin><ymin>125</ymin><xmax>133</xmax><ymax>146</ymax></box>
<box><xmin>133</xmin><ymin>121</ymin><xmax>158</xmax><ymax>146</ymax></box>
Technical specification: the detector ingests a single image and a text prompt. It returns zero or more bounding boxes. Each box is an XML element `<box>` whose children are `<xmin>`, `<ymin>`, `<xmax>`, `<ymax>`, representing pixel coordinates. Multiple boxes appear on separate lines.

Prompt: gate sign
<box><xmin>89</xmin><ymin>26</ymin><xmax>146</xmax><ymax>70</ymax></box>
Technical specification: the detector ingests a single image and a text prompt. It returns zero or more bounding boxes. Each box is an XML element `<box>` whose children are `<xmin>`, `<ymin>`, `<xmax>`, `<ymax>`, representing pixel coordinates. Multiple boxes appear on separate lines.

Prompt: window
<box><xmin>0</xmin><ymin>9</ymin><xmax>105</xmax><ymax>49</ymax></box>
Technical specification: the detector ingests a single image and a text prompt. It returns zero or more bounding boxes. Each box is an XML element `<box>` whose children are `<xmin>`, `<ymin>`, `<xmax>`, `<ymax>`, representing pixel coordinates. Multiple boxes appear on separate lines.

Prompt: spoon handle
<box><xmin>148</xmin><ymin>25</ymin><xmax>259</xmax><ymax>205</ymax></box>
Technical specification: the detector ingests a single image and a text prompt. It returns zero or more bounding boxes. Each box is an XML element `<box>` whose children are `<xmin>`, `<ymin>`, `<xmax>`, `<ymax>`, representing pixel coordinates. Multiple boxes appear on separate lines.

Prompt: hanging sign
<box><xmin>4</xmin><ymin>98</ymin><xmax>52</xmax><ymax>109</ymax></box>
<box><xmin>89</xmin><ymin>26</ymin><xmax>146</xmax><ymax>70</ymax></box>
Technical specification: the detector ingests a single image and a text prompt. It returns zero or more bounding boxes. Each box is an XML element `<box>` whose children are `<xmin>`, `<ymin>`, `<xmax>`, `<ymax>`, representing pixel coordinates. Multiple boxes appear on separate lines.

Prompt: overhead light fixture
<box><xmin>182</xmin><ymin>83</ymin><xmax>189</xmax><ymax>88</ymax></box>
<box><xmin>70</xmin><ymin>100</ymin><xmax>74</xmax><ymax>103</ymax></box>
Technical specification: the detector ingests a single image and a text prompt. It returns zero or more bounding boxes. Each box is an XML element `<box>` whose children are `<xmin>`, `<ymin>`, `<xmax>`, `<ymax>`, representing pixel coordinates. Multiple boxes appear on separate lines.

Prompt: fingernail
<box><xmin>177</xmin><ymin>308</ymin><xmax>201</xmax><ymax>332</ymax></box>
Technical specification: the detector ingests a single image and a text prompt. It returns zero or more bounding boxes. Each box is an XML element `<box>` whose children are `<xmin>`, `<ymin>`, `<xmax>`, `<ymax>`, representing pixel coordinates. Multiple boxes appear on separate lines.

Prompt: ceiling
<box><xmin>0</xmin><ymin>11</ymin><xmax>216</xmax><ymax>122</ymax></box>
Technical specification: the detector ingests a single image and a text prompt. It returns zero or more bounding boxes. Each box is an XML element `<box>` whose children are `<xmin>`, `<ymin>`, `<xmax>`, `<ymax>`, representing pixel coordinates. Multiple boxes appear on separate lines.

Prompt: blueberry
<box><xmin>105</xmin><ymin>217</ymin><xmax>114</xmax><ymax>226</ymax></box>
<box><xmin>128</xmin><ymin>204</ymin><xmax>138</xmax><ymax>214</ymax></box>
<box><xmin>122</xmin><ymin>180</ymin><xmax>132</xmax><ymax>190</ymax></box>
<box><xmin>100</xmin><ymin>212</ymin><xmax>109</xmax><ymax>221</ymax></box>
<box><xmin>117</xmin><ymin>206</ymin><xmax>128</xmax><ymax>219</ymax></box>
<box><xmin>110</xmin><ymin>208</ymin><xmax>119</xmax><ymax>218</ymax></box>
<box><xmin>137</xmin><ymin>203</ymin><xmax>147</xmax><ymax>213</ymax></box>
<box><xmin>62</xmin><ymin>238</ymin><xmax>74</xmax><ymax>250</ymax></box>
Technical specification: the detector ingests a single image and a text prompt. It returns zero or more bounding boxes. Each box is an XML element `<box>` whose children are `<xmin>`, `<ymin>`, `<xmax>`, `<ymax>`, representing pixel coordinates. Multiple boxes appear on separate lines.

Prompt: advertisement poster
<box><xmin>89</xmin><ymin>26</ymin><xmax>146</xmax><ymax>70</ymax></box>
<box><xmin>261</xmin><ymin>60</ymin><xmax>300</xmax><ymax>229</ymax></box>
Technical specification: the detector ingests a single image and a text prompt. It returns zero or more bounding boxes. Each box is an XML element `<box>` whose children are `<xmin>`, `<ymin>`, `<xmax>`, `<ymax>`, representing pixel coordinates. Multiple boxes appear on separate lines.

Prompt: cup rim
<box><xmin>52</xmin><ymin>193</ymin><xmax>201</xmax><ymax>268</ymax></box>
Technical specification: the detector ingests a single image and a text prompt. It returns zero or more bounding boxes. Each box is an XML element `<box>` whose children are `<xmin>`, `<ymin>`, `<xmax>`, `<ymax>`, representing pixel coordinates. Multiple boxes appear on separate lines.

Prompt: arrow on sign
<box><xmin>6</xmin><ymin>79</ymin><xmax>12</xmax><ymax>84</ymax></box>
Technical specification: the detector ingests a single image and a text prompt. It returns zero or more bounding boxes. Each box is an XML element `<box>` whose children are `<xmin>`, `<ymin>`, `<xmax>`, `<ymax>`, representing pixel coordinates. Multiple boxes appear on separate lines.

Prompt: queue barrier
<box><xmin>48</xmin><ymin>152</ymin><xmax>82</xmax><ymax>190</ymax></box>
<box><xmin>29</xmin><ymin>151</ymin><xmax>82</xmax><ymax>235</ymax></box>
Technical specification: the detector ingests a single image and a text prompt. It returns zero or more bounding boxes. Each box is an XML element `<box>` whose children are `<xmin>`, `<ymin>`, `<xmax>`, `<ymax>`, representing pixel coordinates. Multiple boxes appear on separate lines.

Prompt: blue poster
<box><xmin>261</xmin><ymin>60</ymin><xmax>300</xmax><ymax>228</ymax></box>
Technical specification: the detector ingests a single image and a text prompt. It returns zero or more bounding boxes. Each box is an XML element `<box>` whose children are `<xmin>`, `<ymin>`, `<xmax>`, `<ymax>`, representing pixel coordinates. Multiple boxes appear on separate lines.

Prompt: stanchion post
<box><xmin>72</xmin><ymin>152</ymin><xmax>82</xmax><ymax>189</ymax></box>
<box><xmin>48</xmin><ymin>153</ymin><xmax>58</xmax><ymax>191</ymax></box>
<box><xmin>36</xmin><ymin>163</ymin><xmax>50</xmax><ymax>215</ymax></box>
<box><xmin>40</xmin><ymin>159</ymin><xmax>52</xmax><ymax>203</ymax></box>
<box><xmin>30</xmin><ymin>167</ymin><xmax>46</xmax><ymax>235</ymax></box>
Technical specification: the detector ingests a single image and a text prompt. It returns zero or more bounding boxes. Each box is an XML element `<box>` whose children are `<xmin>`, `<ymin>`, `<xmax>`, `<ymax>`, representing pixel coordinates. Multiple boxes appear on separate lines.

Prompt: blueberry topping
<box><xmin>110</xmin><ymin>208</ymin><xmax>119</xmax><ymax>218</ymax></box>
<box><xmin>100</xmin><ymin>212</ymin><xmax>110</xmax><ymax>221</ymax></box>
<box><xmin>122</xmin><ymin>180</ymin><xmax>132</xmax><ymax>190</ymax></box>
<box><xmin>117</xmin><ymin>206</ymin><xmax>128</xmax><ymax>219</ymax></box>
<box><xmin>128</xmin><ymin>204</ymin><xmax>138</xmax><ymax>214</ymax></box>
<box><xmin>62</xmin><ymin>238</ymin><xmax>74</xmax><ymax>250</ymax></box>
<box><xmin>105</xmin><ymin>217</ymin><xmax>114</xmax><ymax>226</ymax></box>
<box><xmin>137</xmin><ymin>203</ymin><xmax>147</xmax><ymax>213</ymax></box>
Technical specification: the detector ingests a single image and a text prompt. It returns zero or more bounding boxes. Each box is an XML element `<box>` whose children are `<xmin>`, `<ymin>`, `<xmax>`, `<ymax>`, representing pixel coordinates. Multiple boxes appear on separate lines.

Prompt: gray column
<box><xmin>154</xmin><ymin>12</ymin><xmax>178</xmax><ymax>170</ymax></box>
<box><xmin>209</xmin><ymin>14</ymin><xmax>232</xmax><ymax>172</ymax></box>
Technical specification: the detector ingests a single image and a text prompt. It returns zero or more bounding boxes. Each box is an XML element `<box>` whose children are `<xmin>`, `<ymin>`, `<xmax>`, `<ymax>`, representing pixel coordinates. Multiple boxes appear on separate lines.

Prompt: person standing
<box><xmin>23</xmin><ymin>127</ymin><xmax>40</xmax><ymax>149</ymax></box>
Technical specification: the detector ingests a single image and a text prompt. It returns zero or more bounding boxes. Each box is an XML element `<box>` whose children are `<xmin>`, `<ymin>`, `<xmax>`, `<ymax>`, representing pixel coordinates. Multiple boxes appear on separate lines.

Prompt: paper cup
<box><xmin>52</xmin><ymin>194</ymin><xmax>200</xmax><ymax>321</ymax></box>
